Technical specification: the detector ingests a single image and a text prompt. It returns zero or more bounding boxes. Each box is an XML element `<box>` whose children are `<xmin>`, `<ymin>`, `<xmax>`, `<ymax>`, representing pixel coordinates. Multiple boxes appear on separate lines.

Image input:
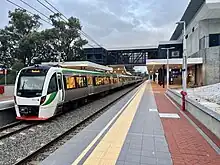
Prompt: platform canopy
<box><xmin>41</xmin><ymin>61</ymin><xmax>113</xmax><ymax>72</ymax></box>
<box><xmin>108</xmin><ymin>65</ymin><xmax>132</xmax><ymax>75</ymax></box>
<box><xmin>146</xmin><ymin>57</ymin><xmax>203</xmax><ymax>72</ymax></box>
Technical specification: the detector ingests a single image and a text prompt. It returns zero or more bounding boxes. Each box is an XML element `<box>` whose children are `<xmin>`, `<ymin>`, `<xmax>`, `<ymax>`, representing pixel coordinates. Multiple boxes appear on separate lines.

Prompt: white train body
<box><xmin>14</xmin><ymin>65</ymin><xmax>142</xmax><ymax>120</ymax></box>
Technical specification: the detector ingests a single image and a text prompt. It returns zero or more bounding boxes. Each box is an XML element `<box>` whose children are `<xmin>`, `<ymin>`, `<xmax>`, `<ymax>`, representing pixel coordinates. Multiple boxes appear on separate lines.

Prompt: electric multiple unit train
<box><xmin>14</xmin><ymin>65</ymin><xmax>142</xmax><ymax>120</ymax></box>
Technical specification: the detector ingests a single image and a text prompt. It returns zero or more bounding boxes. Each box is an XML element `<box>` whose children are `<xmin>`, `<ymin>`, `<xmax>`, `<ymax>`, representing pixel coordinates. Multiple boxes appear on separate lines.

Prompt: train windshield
<box><xmin>17</xmin><ymin>75</ymin><xmax>45</xmax><ymax>97</ymax></box>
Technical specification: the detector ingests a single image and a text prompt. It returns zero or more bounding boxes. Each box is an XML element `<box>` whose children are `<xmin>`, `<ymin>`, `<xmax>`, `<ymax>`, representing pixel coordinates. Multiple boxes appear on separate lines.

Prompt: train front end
<box><xmin>14</xmin><ymin>66</ymin><xmax>50</xmax><ymax>120</ymax></box>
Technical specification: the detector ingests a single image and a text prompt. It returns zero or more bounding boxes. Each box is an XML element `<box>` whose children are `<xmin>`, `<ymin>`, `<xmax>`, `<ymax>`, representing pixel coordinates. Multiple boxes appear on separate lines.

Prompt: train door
<box><xmin>57</xmin><ymin>72</ymin><xmax>65</xmax><ymax>103</ymax></box>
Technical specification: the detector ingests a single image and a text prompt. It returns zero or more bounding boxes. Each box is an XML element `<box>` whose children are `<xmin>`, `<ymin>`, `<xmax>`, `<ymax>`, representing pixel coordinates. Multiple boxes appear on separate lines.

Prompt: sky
<box><xmin>0</xmin><ymin>0</ymin><xmax>190</xmax><ymax>72</ymax></box>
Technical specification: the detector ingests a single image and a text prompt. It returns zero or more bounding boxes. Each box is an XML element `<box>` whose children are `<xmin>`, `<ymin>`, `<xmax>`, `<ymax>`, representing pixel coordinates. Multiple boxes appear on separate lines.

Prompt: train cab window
<box><xmin>47</xmin><ymin>74</ymin><xmax>58</xmax><ymax>94</ymax></box>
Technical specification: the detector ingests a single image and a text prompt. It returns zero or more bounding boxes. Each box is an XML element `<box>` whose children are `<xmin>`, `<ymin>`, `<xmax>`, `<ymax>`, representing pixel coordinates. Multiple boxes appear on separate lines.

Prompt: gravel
<box><xmin>0</xmin><ymin>85</ymin><xmax>138</xmax><ymax>165</ymax></box>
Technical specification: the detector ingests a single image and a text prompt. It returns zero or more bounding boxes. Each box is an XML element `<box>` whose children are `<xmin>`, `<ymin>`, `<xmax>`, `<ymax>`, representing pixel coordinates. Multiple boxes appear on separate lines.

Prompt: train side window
<box><xmin>83</xmin><ymin>76</ymin><xmax>87</xmax><ymax>87</ymax></box>
<box><xmin>76</xmin><ymin>76</ymin><xmax>87</xmax><ymax>88</ymax></box>
<box><xmin>47</xmin><ymin>74</ymin><xmax>58</xmax><ymax>94</ymax></box>
<box><xmin>113</xmin><ymin>77</ymin><xmax>118</xmax><ymax>84</ymax></box>
<box><xmin>94</xmin><ymin>77</ymin><xmax>99</xmax><ymax>86</ymax></box>
<box><xmin>104</xmin><ymin>77</ymin><xmax>109</xmax><ymax>85</ymax></box>
<box><xmin>87</xmin><ymin>76</ymin><xmax>93</xmax><ymax>85</ymax></box>
<box><xmin>110</xmin><ymin>76</ymin><xmax>113</xmax><ymax>84</ymax></box>
<box><xmin>93</xmin><ymin>76</ymin><xmax>96</xmax><ymax>86</ymax></box>
<box><xmin>65</xmin><ymin>76</ymin><xmax>76</xmax><ymax>89</ymax></box>
<box><xmin>95</xmin><ymin>76</ymin><xmax>104</xmax><ymax>86</ymax></box>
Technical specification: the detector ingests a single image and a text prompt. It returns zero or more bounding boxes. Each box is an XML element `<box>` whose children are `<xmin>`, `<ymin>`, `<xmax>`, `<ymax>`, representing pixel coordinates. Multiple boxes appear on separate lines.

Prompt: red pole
<box><xmin>182</xmin><ymin>94</ymin><xmax>185</xmax><ymax>111</ymax></box>
<box><xmin>181</xmin><ymin>91</ymin><xmax>187</xmax><ymax>111</ymax></box>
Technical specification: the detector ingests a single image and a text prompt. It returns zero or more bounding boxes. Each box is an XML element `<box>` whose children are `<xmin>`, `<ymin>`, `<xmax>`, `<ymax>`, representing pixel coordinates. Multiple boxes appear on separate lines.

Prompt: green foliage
<box><xmin>0</xmin><ymin>8</ymin><xmax>88</xmax><ymax>68</ymax></box>
<box><xmin>11</xmin><ymin>60</ymin><xmax>25</xmax><ymax>71</ymax></box>
<box><xmin>40</xmin><ymin>13</ymin><xmax>88</xmax><ymax>62</ymax></box>
<box><xmin>8</xmin><ymin>9</ymin><xmax>41</xmax><ymax>35</ymax></box>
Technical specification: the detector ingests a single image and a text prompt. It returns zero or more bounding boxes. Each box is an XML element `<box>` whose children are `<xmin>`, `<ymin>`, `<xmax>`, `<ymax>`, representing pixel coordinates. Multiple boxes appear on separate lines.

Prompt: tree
<box><xmin>17</xmin><ymin>31</ymin><xmax>45</xmax><ymax>65</ymax></box>
<box><xmin>0</xmin><ymin>8</ymin><xmax>88</xmax><ymax>67</ymax></box>
<box><xmin>2</xmin><ymin>9</ymin><xmax>42</xmax><ymax>66</ymax></box>
<box><xmin>7</xmin><ymin>9</ymin><xmax>41</xmax><ymax>35</ymax></box>
<box><xmin>42</xmin><ymin>13</ymin><xmax>88</xmax><ymax>62</ymax></box>
<box><xmin>0</xmin><ymin>29</ymin><xmax>14</xmax><ymax>67</ymax></box>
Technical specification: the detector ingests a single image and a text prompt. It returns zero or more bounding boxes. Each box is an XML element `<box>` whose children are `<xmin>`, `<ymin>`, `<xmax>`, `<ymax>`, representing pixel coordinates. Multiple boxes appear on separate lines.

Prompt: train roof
<box><xmin>21</xmin><ymin>64</ymin><xmax>136</xmax><ymax>77</ymax></box>
<box><xmin>41</xmin><ymin>61</ymin><xmax>113</xmax><ymax>72</ymax></box>
<box><xmin>22</xmin><ymin>64</ymin><xmax>52</xmax><ymax>70</ymax></box>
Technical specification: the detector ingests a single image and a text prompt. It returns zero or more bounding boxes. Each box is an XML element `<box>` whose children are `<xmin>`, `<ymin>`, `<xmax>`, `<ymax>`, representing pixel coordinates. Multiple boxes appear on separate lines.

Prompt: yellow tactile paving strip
<box><xmin>83</xmin><ymin>83</ymin><xmax>146</xmax><ymax>165</ymax></box>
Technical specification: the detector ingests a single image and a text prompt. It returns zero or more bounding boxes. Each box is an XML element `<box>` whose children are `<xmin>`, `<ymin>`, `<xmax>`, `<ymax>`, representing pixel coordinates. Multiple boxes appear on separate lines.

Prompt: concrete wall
<box><xmin>202</xmin><ymin>46</ymin><xmax>220</xmax><ymax>85</ymax></box>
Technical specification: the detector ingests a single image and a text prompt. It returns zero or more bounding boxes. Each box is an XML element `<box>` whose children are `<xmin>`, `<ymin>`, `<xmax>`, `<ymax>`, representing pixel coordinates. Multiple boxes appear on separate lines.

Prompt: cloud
<box><xmin>0</xmin><ymin>0</ymin><xmax>189</xmax><ymax>48</ymax></box>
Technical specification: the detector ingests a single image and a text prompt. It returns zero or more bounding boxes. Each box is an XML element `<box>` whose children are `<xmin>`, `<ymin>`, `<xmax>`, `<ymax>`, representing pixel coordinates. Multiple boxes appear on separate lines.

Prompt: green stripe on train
<box><xmin>42</xmin><ymin>92</ymin><xmax>57</xmax><ymax>106</ymax></box>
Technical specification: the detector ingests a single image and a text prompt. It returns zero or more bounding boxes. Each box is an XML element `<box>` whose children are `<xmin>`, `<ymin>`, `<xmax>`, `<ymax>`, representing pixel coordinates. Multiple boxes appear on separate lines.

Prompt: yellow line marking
<box><xmin>71</xmin><ymin>82</ymin><xmax>146</xmax><ymax>165</ymax></box>
<box><xmin>82</xmin><ymin>83</ymin><xmax>146</xmax><ymax>165</ymax></box>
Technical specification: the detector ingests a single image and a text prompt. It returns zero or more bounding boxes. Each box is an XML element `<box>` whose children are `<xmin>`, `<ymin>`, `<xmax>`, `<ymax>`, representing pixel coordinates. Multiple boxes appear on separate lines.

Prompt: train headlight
<box><xmin>40</xmin><ymin>96</ymin><xmax>46</xmax><ymax>105</ymax></box>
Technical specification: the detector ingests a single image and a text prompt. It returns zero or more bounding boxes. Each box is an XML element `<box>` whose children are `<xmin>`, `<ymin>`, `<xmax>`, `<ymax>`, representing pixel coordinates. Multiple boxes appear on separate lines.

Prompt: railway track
<box><xmin>13</xmin><ymin>83</ymin><xmax>142</xmax><ymax>165</ymax></box>
<box><xmin>0</xmin><ymin>121</ymin><xmax>22</xmax><ymax>132</ymax></box>
<box><xmin>0</xmin><ymin>121</ymin><xmax>38</xmax><ymax>140</ymax></box>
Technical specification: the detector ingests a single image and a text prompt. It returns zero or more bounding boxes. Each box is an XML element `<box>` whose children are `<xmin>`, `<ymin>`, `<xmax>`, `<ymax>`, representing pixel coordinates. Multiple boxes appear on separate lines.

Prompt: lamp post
<box><xmin>176</xmin><ymin>21</ymin><xmax>187</xmax><ymax>92</ymax></box>
<box><xmin>161</xmin><ymin>47</ymin><xmax>175</xmax><ymax>88</ymax></box>
<box><xmin>176</xmin><ymin>21</ymin><xmax>187</xmax><ymax>111</ymax></box>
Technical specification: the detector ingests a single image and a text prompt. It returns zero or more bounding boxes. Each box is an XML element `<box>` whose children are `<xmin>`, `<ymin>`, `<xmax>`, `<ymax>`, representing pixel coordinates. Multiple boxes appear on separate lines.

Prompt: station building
<box><xmin>169</xmin><ymin>0</ymin><xmax>220</xmax><ymax>86</ymax></box>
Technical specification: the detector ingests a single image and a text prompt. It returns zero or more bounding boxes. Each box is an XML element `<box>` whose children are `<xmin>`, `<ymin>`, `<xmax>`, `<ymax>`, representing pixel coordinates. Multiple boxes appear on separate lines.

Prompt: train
<box><xmin>14</xmin><ymin>64</ymin><xmax>142</xmax><ymax>120</ymax></box>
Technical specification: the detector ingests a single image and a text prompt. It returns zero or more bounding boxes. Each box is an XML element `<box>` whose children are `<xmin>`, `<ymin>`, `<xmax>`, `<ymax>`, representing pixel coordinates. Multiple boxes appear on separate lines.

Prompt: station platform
<box><xmin>40</xmin><ymin>81</ymin><xmax>220</xmax><ymax>165</ymax></box>
<box><xmin>0</xmin><ymin>96</ymin><xmax>13</xmax><ymax>111</ymax></box>
<box><xmin>0</xmin><ymin>96</ymin><xmax>12</xmax><ymax>101</ymax></box>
